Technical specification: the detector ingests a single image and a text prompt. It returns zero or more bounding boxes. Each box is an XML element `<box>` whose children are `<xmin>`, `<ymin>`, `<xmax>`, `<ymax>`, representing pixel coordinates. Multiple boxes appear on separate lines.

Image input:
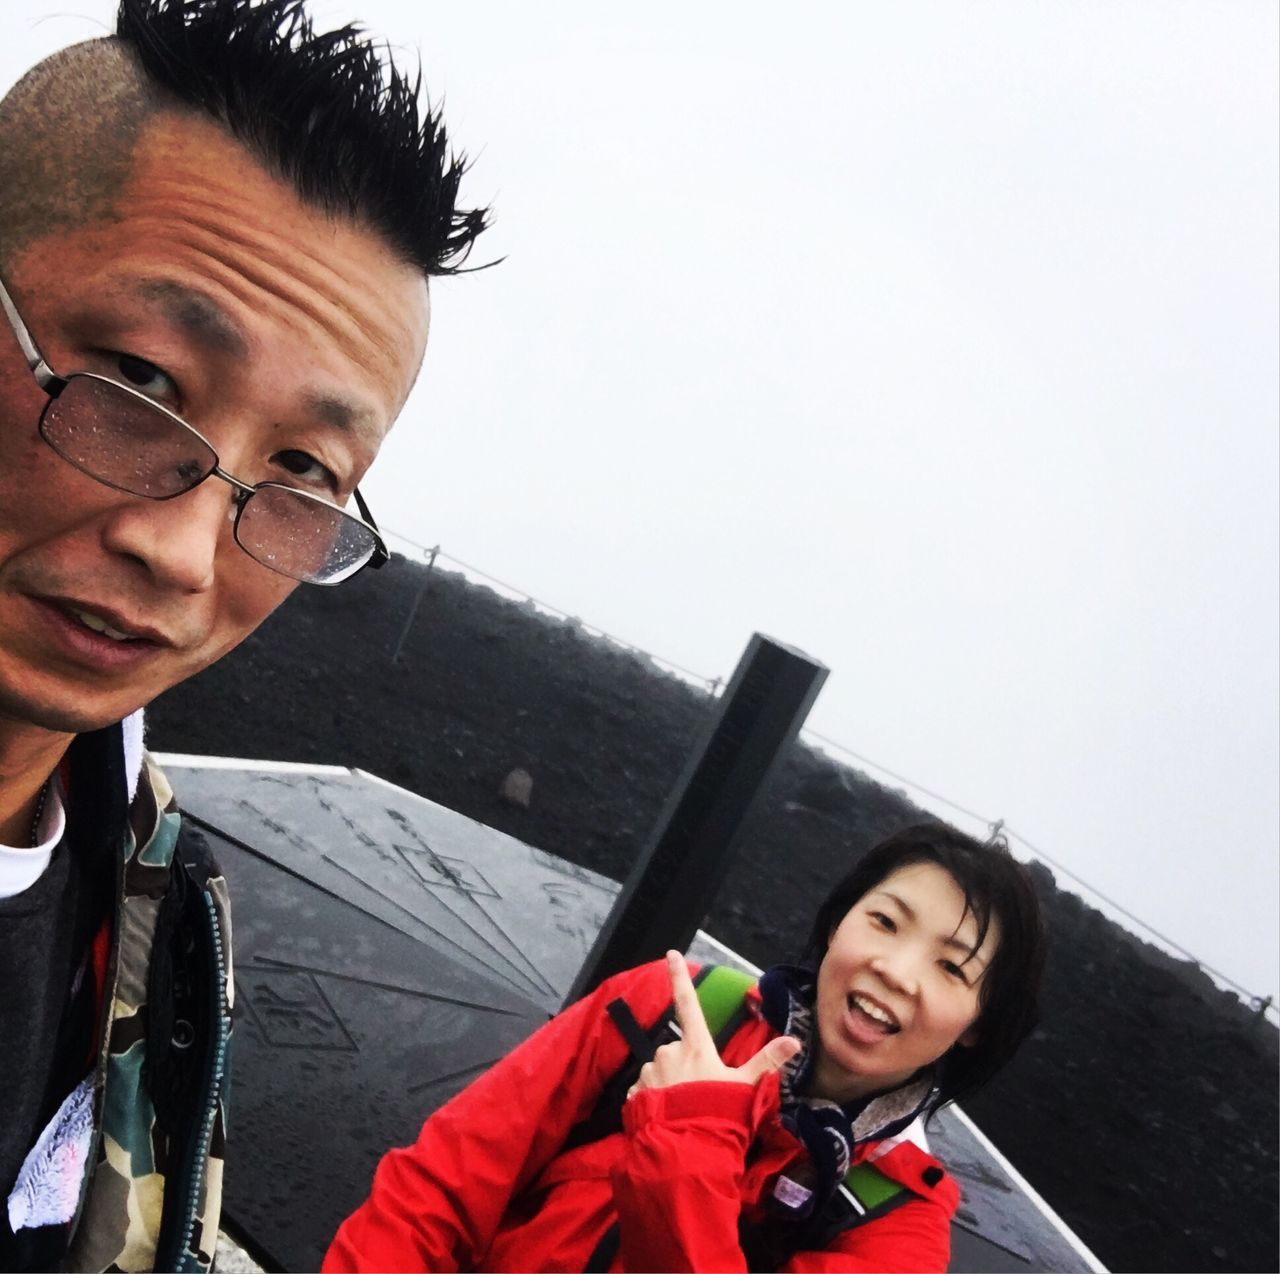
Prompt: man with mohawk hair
<box><xmin>0</xmin><ymin>2</ymin><xmax>487</xmax><ymax>1268</ymax></box>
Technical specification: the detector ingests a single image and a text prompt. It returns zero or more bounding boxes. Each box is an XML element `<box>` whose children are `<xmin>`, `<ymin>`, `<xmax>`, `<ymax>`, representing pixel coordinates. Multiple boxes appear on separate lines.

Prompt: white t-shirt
<box><xmin>0</xmin><ymin>779</ymin><xmax>68</xmax><ymax>900</ymax></box>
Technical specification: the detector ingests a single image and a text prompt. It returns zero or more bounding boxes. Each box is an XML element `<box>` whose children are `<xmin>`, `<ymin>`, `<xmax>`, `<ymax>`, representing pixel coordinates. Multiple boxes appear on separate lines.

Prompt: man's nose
<box><xmin>99</xmin><ymin>477</ymin><xmax>233</xmax><ymax>593</ymax></box>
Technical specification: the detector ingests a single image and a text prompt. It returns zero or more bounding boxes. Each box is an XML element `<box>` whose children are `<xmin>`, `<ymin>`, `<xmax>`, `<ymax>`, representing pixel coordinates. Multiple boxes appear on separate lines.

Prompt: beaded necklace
<box><xmin>28</xmin><ymin>779</ymin><xmax>49</xmax><ymax>848</ymax></box>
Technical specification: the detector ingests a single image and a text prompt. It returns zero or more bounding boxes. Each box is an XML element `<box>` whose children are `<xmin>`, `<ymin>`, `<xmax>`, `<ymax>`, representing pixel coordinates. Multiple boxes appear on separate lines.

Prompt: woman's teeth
<box><xmin>71</xmin><ymin>609</ymin><xmax>135</xmax><ymax>642</ymax></box>
<box><xmin>850</xmin><ymin>993</ymin><xmax>900</xmax><ymax>1033</ymax></box>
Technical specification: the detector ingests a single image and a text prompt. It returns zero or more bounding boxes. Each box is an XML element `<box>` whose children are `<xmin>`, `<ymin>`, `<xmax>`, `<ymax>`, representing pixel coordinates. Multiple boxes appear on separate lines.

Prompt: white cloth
<box><xmin>6</xmin><ymin>1077</ymin><xmax>95</xmax><ymax>1232</ymax></box>
<box><xmin>0</xmin><ymin>777</ymin><xmax>67</xmax><ymax>900</ymax></box>
<box><xmin>0</xmin><ymin>708</ymin><xmax>145</xmax><ymax>899</ymax></box>
<box><xmin>122</xmin><ymin>708</ymin><xmax>145</xmax><ymax>802</ymax></box>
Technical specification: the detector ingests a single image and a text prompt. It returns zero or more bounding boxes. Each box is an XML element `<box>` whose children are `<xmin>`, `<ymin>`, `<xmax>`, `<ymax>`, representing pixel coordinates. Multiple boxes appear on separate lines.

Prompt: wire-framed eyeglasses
<box><xmin>0</xmin><ymin>274</ymin><xmax>389</xmax><ymax>586</ymax></box>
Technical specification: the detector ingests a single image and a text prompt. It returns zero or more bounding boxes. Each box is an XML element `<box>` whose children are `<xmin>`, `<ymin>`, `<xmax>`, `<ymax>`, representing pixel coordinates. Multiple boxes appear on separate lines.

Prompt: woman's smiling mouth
<box><xmin>848</xmin><ymin>992</ymin><xmax>901</xmax><ymax>1035</ymax></box>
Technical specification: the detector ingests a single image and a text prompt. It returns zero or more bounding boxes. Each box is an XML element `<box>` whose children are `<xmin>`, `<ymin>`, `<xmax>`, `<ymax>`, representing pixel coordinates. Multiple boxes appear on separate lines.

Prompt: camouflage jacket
<box><xmin>18</xmin><ymin>721</ymin><xmax>234</xmax><ymax>1272</ymax></box>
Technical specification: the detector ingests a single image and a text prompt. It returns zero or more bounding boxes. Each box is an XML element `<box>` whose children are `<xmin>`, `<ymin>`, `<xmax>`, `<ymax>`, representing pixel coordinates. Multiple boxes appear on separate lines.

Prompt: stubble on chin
<box><xmin>0</xmin><ymin>675</ymin><xmax>134</xmax><ymax>738</ymax></box>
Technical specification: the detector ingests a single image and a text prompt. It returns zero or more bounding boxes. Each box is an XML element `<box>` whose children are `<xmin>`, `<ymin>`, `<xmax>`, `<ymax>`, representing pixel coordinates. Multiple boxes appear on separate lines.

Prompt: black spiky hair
<box><xmin>115</xmin><ymin>0</ymin><xmax>490</xmax><ymax>275</ymax></box>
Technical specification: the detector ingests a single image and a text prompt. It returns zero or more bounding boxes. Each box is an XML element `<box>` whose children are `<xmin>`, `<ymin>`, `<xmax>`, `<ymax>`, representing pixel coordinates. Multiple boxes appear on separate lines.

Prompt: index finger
<box><xmin>666</xmin><ymin>950</ymin><xmax>714</xmax><ymax>1048</ymax></box>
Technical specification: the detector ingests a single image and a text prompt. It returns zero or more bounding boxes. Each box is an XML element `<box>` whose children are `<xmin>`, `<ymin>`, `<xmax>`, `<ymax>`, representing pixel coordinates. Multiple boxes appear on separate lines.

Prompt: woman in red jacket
<box><xmin>326</xmin><ymin>823</ymin><xmax>1046</xmax><ymax>1272</ymax></box>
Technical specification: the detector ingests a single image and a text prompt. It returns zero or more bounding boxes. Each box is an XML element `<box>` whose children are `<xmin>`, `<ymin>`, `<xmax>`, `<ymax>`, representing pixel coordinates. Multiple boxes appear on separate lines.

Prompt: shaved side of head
<box><xmin>0</xmin><ymin>39</ymin><xmax>163</xmax><ymax>273</ymax></box>
<box><xmin>0</xmin><ymin>2</ymin><xmax>489</xmax><ymax>286</ymax></box>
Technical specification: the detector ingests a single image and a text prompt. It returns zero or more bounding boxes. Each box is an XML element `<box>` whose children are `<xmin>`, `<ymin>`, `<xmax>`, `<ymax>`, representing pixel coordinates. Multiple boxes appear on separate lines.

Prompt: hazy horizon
<box><xmin>5</xmin><ymin>1</ymin><xmax>1277</xmax><ymax>1001</ymax></box>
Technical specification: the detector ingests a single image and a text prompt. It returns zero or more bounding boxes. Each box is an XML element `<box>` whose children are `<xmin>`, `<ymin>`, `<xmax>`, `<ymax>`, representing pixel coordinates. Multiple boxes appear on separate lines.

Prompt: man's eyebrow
<box><xmin>125</xmin><ymin>279</ymin><xmax>383</xmax><ymax>446</ymax></box>
<box><xmin>305</xmin><ymin>391</ymin><xmax>382</xmax><ymax>448</ymax></box>
<box><xmin>872</xmin><ymin>889</ymin><xmax>988</xmax><ymax>964</ymax></box>
<box><xmin>307</xmin><ymin>391</ymin><xmax>376</xmax><ymax>435</ymax></box>
<box><xmin>131</xmin><ymin>278</ymin><xmax>248</xmax><ymax>357</ymax></box>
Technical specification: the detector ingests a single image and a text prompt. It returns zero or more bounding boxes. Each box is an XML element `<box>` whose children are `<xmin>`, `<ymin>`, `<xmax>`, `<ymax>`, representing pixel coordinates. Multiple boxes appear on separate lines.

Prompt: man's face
<box><xmin>0</xmin><ymin>112</ymin><xmax>429</xmax><ymax>735</ymax></box>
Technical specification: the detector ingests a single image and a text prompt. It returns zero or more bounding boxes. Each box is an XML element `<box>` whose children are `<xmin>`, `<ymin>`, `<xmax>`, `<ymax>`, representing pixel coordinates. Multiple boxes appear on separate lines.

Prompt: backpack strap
<box><xmin>563</xmin><ymin>964</ymin><xmax>755</xmax><ymax>1154</ymax></box>
<box><xmin>578</xmin><ymin>965</ymin><xmax>757</xmax><ymax>1272</ymax></box>
<box><xmin>837</xmin><ymin>1159</ymin><xmax>911</xmax><ymax>1221</ymax></box>
<box><xmin>784</xmin><ymin>1156</ymin><xmax>915</xmax><ymax>1260</ymax></box>
<box><xmin>576</xmin><ymin>965</ymin><xmax>920</xmax><ymax>1270</ymax></box>
<box><xmin>689</xmin><ymin>964</ymin><xmax>757</xmax><ymax>1043</ymax></box>
<box><xmin>739</xmin><ymin>1156</ymin><xmax>918</xmax><ymax>1269</ymax></box>
<box><xmin>604</xmin><ymin>997</ymin><xmax>655</xmax><ymax>1063</ymax></box>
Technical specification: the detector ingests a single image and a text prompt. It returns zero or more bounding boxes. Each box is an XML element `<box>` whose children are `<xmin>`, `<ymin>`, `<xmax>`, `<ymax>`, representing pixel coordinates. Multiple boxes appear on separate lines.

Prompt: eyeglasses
<box><xmin>0</xmin><ymin>274</ymin><xmax>389</xmax><ymax>586</ymax></box>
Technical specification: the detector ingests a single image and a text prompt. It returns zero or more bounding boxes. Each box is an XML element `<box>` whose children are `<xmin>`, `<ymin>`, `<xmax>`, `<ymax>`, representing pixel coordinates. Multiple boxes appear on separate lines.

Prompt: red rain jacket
<box><xmin>325</xmin><ymin>960</ymin><xmax>959</xmax><ymax>1273</ymax></box>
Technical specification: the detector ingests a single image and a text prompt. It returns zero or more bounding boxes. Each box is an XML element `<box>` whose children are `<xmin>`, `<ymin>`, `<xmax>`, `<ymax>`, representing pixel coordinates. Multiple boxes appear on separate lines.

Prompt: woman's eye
<box><xmin>273</xmin><ymin>449</ymin><xmax>337</xmax><ymax>490</ymax></box>
<box><xmin>941</xmin><ymin>960</ymin><xmax>969</xmax><ymax>982</ymax></box>
<box><xmin>869</xmin><ymin>911</ymin><xmax>896</xmax><ymax>932</ymax></box>
<box><xmin>116</xmin><ymin>354</ymin><xmax>178</xmax><ymax>402</ymax></box>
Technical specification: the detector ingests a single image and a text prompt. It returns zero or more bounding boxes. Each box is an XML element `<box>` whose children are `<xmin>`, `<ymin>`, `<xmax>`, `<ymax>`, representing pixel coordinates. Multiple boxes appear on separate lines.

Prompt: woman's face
<box><xmin>810</xmin><ymin>861</ymin><xmax>1000</xmax><ymax>1104</ymax></box>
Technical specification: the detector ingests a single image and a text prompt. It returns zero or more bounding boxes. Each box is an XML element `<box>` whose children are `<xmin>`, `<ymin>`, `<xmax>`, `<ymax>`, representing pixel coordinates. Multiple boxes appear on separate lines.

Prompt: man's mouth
<box><xmin>64</xmin><ymin>606</ymin><xmax>141</xmax><ymax>643</ymax></box>
<box><xmin>22</xmin><ymin>594</ymin><xmax>176</xmax><ymax>673</ymax></box>
<box><xmin>41</xmin><ymin>597</ymin><xmax>172</xmax><ymax>648</ymax></box>
<box><xmin>848</xmin><ymin>992</ymin><xmax>901</xmax><ymax>1035</ymax></box>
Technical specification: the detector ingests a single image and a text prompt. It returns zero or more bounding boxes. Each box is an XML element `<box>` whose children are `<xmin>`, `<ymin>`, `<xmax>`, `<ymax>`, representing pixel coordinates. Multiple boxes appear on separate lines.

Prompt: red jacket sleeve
<box><xmin>611</xmin><ymin>1076</ymin><xmax>764</xmax><ymax>1271</ymax></box>
<box><xmin>611</xmin><ymin>1080</ymin><xmax>956</xmax><ymax>1273</ymax></box>
<box><xmin>323</xmin><ymin>964</ymin><xmax>670</xmax><ymax>1273</ymax></box>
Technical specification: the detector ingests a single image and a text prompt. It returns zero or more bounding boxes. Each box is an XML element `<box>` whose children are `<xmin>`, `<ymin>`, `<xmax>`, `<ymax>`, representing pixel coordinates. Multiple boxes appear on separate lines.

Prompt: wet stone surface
<box><xmin>150</xmin><ymin>556</ymin><xmax>1279</xmax><ymax>1274</ymax></box>
<box><xmin>173</xmin><ymin>764</ymin><xmax>1094</xmax><ymax>1273</ymax></box>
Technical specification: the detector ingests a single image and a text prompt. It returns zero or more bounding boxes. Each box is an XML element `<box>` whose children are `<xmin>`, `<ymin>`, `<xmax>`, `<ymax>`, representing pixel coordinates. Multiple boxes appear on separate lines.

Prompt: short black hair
<box><xmin>806</xmin><ymin>822</ymin><xmax>1046</xmax><ymax>1115</ymax></box>
<box><xmin>115</xmin><ymin>0</ymin><xmax>489</xmax><ymax>275</ymax></box>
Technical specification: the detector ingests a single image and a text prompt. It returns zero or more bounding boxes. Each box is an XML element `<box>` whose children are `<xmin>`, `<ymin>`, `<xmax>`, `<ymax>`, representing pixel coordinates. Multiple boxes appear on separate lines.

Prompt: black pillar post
<box><xmin>563</xmin><ymin>633</ymin><xmax>828</xmax><ymax>1005</ymax></box>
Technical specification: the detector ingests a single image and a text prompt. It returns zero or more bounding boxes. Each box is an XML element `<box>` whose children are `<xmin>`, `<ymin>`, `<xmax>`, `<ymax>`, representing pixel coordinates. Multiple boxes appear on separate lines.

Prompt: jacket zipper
<box><xmin>171</xmin><ymin>888</ymin><xmax>232</xmax><ymax>1270</ymax></box>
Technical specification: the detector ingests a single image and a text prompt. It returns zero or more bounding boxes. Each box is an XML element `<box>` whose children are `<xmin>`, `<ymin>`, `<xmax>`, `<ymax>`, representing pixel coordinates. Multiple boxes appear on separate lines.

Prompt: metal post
<box><xmin>390</xmin><ymin>545</ymin><xmax>439</xmax><ymax>663</ymax></box>
<box><xmin>563</xmin><ymin>633</ymin><xmax>828</xmax><ymax>1006</ymax></box>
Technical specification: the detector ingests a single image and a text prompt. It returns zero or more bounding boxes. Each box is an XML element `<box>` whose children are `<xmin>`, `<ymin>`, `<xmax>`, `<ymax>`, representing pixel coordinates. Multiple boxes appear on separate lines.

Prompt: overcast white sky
<box><xmin>6</xmin><ymin>2</ymin><xmax>1278</xmax><ymax>1001</ymax></box>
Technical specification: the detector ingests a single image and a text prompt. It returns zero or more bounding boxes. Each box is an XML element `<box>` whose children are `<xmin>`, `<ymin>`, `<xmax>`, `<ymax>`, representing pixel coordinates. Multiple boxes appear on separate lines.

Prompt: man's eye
<box><xmin>116</xmin><ymin>354</ymin><xmax>178</xmax><ymax>402</ymax></box>
<box><xmin>273</xmin><ymin>449</ymin><xmax>337</xmax><ymax>490</ymax></box>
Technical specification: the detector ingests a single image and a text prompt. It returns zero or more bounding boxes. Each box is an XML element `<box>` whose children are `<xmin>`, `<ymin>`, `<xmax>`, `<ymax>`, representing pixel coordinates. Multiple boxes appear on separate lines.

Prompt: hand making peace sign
<box><xmin>626</xmin><ymin>951</ymin><xmax>802</xmax><ymax>1099</ymax></box>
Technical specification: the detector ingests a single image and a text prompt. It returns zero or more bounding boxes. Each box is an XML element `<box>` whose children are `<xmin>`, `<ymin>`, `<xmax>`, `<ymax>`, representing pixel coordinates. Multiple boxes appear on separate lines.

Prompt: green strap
<box><xmin>692</xmin><ymin>966</ymin><xmax>912</xmax><ymax>1225</ymax></box>
<box><xmin>693</xmin><ymin>965</ymin><xmax>757</xmax><ymax>1038</ymax></box>
<box><xmin>842</xmin><ymin>1160</ymin><xmax>907</xmax><ymax>1212</ymax></box>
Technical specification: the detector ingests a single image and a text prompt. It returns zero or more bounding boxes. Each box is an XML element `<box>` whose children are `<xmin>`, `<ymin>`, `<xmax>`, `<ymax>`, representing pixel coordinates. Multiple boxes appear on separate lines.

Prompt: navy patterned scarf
<box><xmin>757</xmin><ymin>964</ymin><xmax>938</xmax><ymax>1220</ymax></box>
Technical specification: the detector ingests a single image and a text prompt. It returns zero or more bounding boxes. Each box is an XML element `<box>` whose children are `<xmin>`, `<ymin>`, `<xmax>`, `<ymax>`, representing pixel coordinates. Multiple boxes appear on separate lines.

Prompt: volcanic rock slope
<box><xmin>148</xmin><ymin>556</ymin><xmax>1279</xmax><ymax>1274</ymax></box>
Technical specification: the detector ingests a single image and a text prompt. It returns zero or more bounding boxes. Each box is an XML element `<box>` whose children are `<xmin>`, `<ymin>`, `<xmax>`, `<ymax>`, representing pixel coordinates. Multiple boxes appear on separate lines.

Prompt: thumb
<box><xmin>738</xmin><ymin>1035</ymin><xmax>802</xmax><ymax>1084</ymax></box>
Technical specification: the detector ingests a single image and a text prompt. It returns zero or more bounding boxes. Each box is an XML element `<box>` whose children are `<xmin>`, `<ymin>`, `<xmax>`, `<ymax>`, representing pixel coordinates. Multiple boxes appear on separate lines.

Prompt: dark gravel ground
<box><xmin>148</xmin><ymin>555</ymin><xmax>1279</xmax><ymax>1274</ymax></box>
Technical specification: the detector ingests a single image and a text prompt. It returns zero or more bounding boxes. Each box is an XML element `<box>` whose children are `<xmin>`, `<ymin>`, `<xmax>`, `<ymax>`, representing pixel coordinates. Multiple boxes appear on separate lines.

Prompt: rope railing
<box><xmin>1005</xmin><ymin>825</ymin><xmax>1273</xmax><ymax>1015</ymax></box>
<box><xmin>379</xmin><ymin>526</ymin><xmax>1278</xmax><ymax>1022</ymax></box>
<box><xmin>805</xmin><ymin>732</ymin><xmax>1278</xmax><ymax>1022</ymax></box>
<box><xmin>382</xmin><ymin>528</ymin><xmax>723</xmax><ymax>690</ymax></box>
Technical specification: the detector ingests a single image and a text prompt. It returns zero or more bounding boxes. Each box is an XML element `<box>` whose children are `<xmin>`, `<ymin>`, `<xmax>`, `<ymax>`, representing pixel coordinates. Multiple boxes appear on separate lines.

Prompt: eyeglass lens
<box><xmin>38</xmin><ymin>373</ymin><xmax>375</xmax><ymax>584</ymax></box>
<box><xmin>237</xmin><ymin>486</ymin><xmax>374</xmax><ymax>584</ymax></box>
<box><xmin>41</xmin><ymin>374</ymin><xmax>216</xmax><ymax>498</ymax></box>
